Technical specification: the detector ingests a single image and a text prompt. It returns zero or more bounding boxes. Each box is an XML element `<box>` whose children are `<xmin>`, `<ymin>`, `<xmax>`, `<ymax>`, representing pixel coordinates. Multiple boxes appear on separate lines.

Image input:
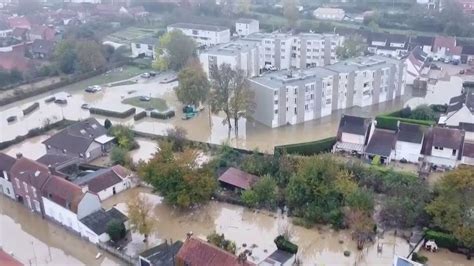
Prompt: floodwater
<box><xmin>101</xmin><ymin>187</ymin><xmax>468</xmax><ymax>266</ymax></box>
<box><xmin>405</xmin><ymin>76</ymin><xmax>464</xmax><ymax>108</ymax></box>
<box><xmin>1</xmin><ymin>70</ymin><xmax>412</xmax><ymax>153</ymax></box>
<box><xmin>0</xmin><ymin>196</ymin><xmax>122</xmax><ymax>266</ymax></box>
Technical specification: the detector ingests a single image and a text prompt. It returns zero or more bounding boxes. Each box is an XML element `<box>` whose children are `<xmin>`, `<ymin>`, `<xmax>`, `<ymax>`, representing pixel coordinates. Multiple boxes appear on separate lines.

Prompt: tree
<box><xmin>109</xmin><ymin>125</ymin><xmax>136</xmax><ymax>150</ymax></box>
<box><xmin>104</xmin><ymin>119</ymin><xmax>112</xmax><ymax>130</ymax></box>
<box><xmin>346</xmin><ymin>209</ymin><xmax>375</xmax><ymax>249</ymax></box>
<box><xmin>154</xmin><ymin>30</ymin><xmax>197</xmax><ymax>71</ymax></box>
<box><xmin>106</xmin><ymin>219</ymin><xmax>126</xmax><ymax>242</ymax></box>
<box><xmin>283</xmin><ymin>0</ymin><xmax>298</xmax><ymax>28</ymax></box>
<box><xmin>237</xmin><ymin>0</ymin><xmax>251</xmax><ymax>14</ymax></box>
<box><xmin>176</xmin><ymin>59</ymin><xmax>210</xmax><ymax>106</ymax></box>
<box><xmin>426</xmin><ymin>166</ymin><xmax>474</xmax><ymax>255</ymax></box>
<box><xmin>410</xmin><ymin>105</ymin><xmax>437</xmax><ymax>121</ymax></box>
<box><xmin>229</xmin><ymin>70</ymin><xmax>255</xmax><ymax>136</ymax></box>
<box><xmin>110</xmin><ymin>147</ymin><xmax>132</xmax><ymax>166</ymax></box>
<box><xmin>54</xmin><ymin>40</ymin><xmax>77</xmax><ymax>74</ymax></box>
<box><xmin>127</xmin><ymin>191</ymin><xmax>155</xmax><ymax>242</ymax></box>
<box><xmin>241</xmin><ymin>175</ymin><xmax>277</xmax><ymax>208</ymax></box>
<box><xmin>336</xmin><ymin>35</ymin><xmax>366</xmax><ymax>60</ymax></box>
<box><xmin>166</xmin><ymin>126</ymin><xmax>188</xmax><ymax>152</ymax></box>
<box><xmin>76</xmin><ymin>40</ymin><xmax>107</xmax><ymax>72</ymax></box>
<box><xmin>207</xmin><ymin>232</ymin><xmax>237</xmax><ymax>254</ymax></box>
<box><xmin>138</xmin><ymin>141</ymin><xmax>217</xmax><ymax>208</ymax></box>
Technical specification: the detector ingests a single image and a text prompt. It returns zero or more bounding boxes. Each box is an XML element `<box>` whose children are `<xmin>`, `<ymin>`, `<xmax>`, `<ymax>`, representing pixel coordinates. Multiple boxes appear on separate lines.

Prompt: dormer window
<box><xmin>47</xmin><ymin>145</ymin><xmax>51</xmax><ymax>149</ymax></box>
<box><xmin>66</xmin><ymin>202</ymin><xmax>71</xmax><ymax>210</ymax></box>
<box><xmin>452</xmin><ymin>149</ymin><xmax>457</xmax><ymax>156</ymax></box>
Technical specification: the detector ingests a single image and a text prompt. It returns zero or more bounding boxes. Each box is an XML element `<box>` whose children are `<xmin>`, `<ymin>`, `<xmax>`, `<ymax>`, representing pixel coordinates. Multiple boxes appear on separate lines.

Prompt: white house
<box><xmin>73</xmin><ymin>165</ymin><xmax>134</xmax><ymax>201</ymax></box>
<box><xmin>167</xmin><ymin>23</ymin><xmax>230</xmax><ymax>47</ymax></box>
<box><xmin>405</xmin><ymin>47</ymin><xmax>428</xmax><ymax>86</ymax></box>
<box><xmin>313</xmin><ymin>7</ymin><xmax>345</xmax><ymax>21</ymax></box>
<box><xmin>439</xmin><ymin>91</ymin><xmax>474</xmax><ymax>127</ymax></box>
<box><xmin>367</xmin><ymin>32</ymin><xmax>410</xmax><ymax>59</ymax></box>
<box><xmin>79</xmin><ymin>207</ymin><xmax>129</xmax><ymax>244</ymax></box>
<box><xmin>364</xmin><ymin>128</ymin><xmax>397</xmax><ymax>164</ymax></box>
<box><xmin>235</xmin><ymin>18</ymin><xmax>259</xmax><ymax>36</ymax></box>
<box><xmin>333</xmin><ymin>115</ymin><xmax>373</xmax><ymax>155</ymax></box>
<box><xmin>0</xmin><ymin>153</ymin><xmax>16</xmax><ymax>200</ymax></box>
<box><xmin>460</xmin><ymin>123</ymin><xmax>474</xmax><ymax>166</ymax></box>
<box><xmin>423</xmin><ymin>127</ymin><xmax>465</xmax><ymax>168</ymax></box>
<box><xmin>42</xmin><ymin>175</ymin><xmax>102</xmax><ymax>238</ymax></box>
<box><xmin>130</xmin><ymin>36</ymin><xmax>158</xmax><ymax>58</ymax></box>
<box><xmin>394</xmin><ymin>123</ymin><xmax>425</xmax><ymax>163</ymax></box>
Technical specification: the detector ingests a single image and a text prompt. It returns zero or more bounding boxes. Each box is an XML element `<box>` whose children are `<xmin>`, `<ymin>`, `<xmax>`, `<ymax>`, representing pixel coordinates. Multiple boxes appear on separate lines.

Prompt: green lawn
<box><xmin>104</xmin><ymin>27</ymin><xmax>162</xmax><ymax>45</ymax></box>
<box><xmin>122</xmin><ymin>96</ymin><xmax>169</xmax><ymax>111</ymax></box>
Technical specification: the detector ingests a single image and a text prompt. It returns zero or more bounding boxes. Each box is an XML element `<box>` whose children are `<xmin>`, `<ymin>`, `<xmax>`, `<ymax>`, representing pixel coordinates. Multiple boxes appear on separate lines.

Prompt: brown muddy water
<box><xmin>101</xmin><ymin>187</ymin><xmax>470</xmax><ymax>266</ymax></box>
<box><xmin>1</xmin><ymin>71</ymin><xmax>415</xmax><ymax>153</ymax></box>
<box><xmin>0</xmin><ymin>196</ymin><xmax>122</xmax><ymax>266</ymax></box>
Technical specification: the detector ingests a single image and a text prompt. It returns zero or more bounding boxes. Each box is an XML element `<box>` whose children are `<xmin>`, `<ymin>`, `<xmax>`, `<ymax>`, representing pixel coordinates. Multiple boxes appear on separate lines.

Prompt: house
<box><xmin>218</xmin><ymin>167</ymin><xmax>259</xmax><ymax>191</ymax></box>
<box><xmin>73</xmin><ymin>165</ymin><xmax>133</xmax><ymax>200</ymax></box>
<box><xmin>130</xmin><ymin>36</ymin><xmax>158</xmax><ymax>58</ymax></box>
<box><xmin>333</xmin><ymin>115</ymin><xmax>373</xmax><ymax>155</ymax></box>
<box><xmin>42</xmin><ymin>175</ymin><xmax>101</xmax><ymax>235</ymax></box>
<box><xmin>367</xmin><ymin>33</ymin><xmax>410</xmax><ymax>59</ymax></box>
<box><xmin>29</xmin><ymin>25</ymin><xmax>55</xmax><ymax>41</ymax></box>
<box><xmin>138</xmin><ymin>241</ymin><xmax>184</xmax><ymax>266</ymax></box>
<box><xmin>127</xmin><ymin>6</ymin><xmax>149</xmax><ymax>18</ymax></box>
<box><xmin>175</xmin><ymin>237</ymin><xmax>256</xmax><ymax>266</ymax></box>
<box><xmin>394</xmin><ymin>123</ymin><xmax>425</xmax><ymax>163</ymax></box>
<box><xmin>460</xmin><ymin>122</ymin><xmax>474</xmax><ymax>165</ymax></box>
<box><xmin>36</xmin><ymin>154</ymin><xmax>78</xmax><ymax>175</ymax></box>
<box><xmin>42</xmin><ymin>118</ymin><xmax>114</xmax><ymax>163</ymax></box>
<box><xmin>422</xmin><ymin>127</ymin><xmax>465</xmax><ymax>168</ymax></box>
<box><xmin>454</xmin><ymin>0</ymin><xmax>474</xmax><ymax>15</ymax></box>
<box><xmin>439</xmin><ymin>91</ymin><xmax>474</xmax><ymax>127</ymax></box>
<box><xmin>364</xmin><ymin>128</ymin><xmax>397</xmax><ymax>164</ymax></box>
<box><xmin>30</xmin><ymin>39</ymin><xmax>55</xmax><ymax>59</ymax></box>
<box><xmin>313</xmin><ymin>7</ymin><xmax>345</xmax><ymax>21</ymax></box>
<box><xmin>461</xmin><ymin>45</ymin><xmax>474</xmax><ymax>64</ymax></box>
<box><xmin>167</xmin><ymin>23</ymin><xmax>231</xmax><ymax>47</ymax></box>
<box><xmin>0</xmin><ymin>153</ymin><xmax>16</xmax><ymax>199</ymax></box>
<box><xmin>11</xmin><ymin>27</ymin><xmax>29</xmax><ymax>42</ymax></box>
<box><xmin>411</xmin><ymin>35</ymin><xmax>434</xmax><ymax>54</ymax></box>
<box><xmin>259</xmin><ymin>249</ymin><xmax>295</xmax><ymax>266</ymax></box>
<box><xmin>235</xmin><ymin>18</ymin><xmax>259</xmax><ymax>36</ymax></box>
<box><xmin>0</xmin><ymin>248</ymin><xmax>22</xmax><ymax>266</ymax></box>
<box><xmin>432</xmin><ymin>36</ymin><xmax>462</xmax><ymax>61</ymax></box>
<box><xmin>7</xmin><ymin>16</ymin><xmax>31</xmax><ymax>30</ymax></box>
<box><xmin>9</xmin><ymin>154</ymin><xmax>52</xmax><ymax>214</ymax></box>
<box><xmin>79</xmin><ymin>207</ymin><xmax>128</xmax><ymax>244</ymax></box>
<box><xmin>405</xmin><ymin>46</ymin><xmax>428</xmax><ymax>85</ymax></box>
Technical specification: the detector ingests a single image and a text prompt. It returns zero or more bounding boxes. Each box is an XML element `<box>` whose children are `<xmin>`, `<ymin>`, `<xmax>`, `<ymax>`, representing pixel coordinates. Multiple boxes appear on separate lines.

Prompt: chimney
<box><xmin>16</xmin><ymin>153</ymin><xmax>23</xmax><ymax>159</ymax></box>
<box><xmin>186</xmin><ymin>231</ymin><xmax>193</xmax><ymax>240</ymax></box>
<box><xmin>81</xmin><ymin>185</ymin><xmax>89</xmax><ymax>193</ymax></box>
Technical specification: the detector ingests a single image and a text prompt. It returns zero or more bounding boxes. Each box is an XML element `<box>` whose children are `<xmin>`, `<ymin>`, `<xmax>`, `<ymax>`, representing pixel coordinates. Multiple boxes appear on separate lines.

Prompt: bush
<box><xmin>22</xmin><ymin>102</ymin><xmax>39</xmax><ymax>115</ymax></box>
<box><xmin>106</xmin><ymin>219</ymin><xmax>126</xmax><ymax>242</ymax></box>
<box><xmin>150</xmin><ymin>110</ymin><xmax>175</xmax><ymax>119</ymax></box>
<box><xmin>274</xmin><ymin>137</ymin><xmax>337</xmax><ymax>156</ymax></box>
<box><xmin>133</xmin><ymin>111</ymin><xmax>147</xmax><ymax>121</ymax></box>
<box><xmin>274</xmin><ymin>235</ymin><xmax>298</xmax><ymax>254</ymax></box>
<box><xmin>89</xmin><ymin>107</ymin><xmax>136</xmax><ymax>118</ymax></box>
<box><xmin>411</xmin><ymin>252</ymin><xmax>428</xmax><ymax>264</ymax></box>
<box><xmin>104</xmin><ymin>118</ymin><xmax>112</xmax><ymax>129</ymax></box>
<box><xmin>110</xmin><ymin>147</ymin><xmax>132</xmax><ymax>166</ymax></box>
<box><xmin>425</xmin><ymin>230</ymin><xmax>459</xmax><ymax>250</ymax></box>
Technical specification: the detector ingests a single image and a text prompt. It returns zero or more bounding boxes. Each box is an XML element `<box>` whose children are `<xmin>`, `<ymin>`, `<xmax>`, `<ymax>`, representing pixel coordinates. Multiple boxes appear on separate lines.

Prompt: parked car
<box><xmin>81</xmin><ymin>103</ymin><xmax>90</xmax><ymax>110</ymax></box>
<box><xmin>139</xmin><ymin>96</ymin><xmax>151</xmax><ymax>101</ymax></box>
<box><xmin>149</xmin><ymin>71</ymin><xmax>157</xmax><ymax>77</ymax></box>
<box><xmin>140</xmin><ymin>73</ymin><xmax>151</xmax><ymax>78</ymax></box>
<box><xmin>264</xmin><ymin>64</ymin><xmax>277</xmax><ymax>71</ymax></box>
<box><xmin>85</xmin><ymin>85</ymin><xmax>102</xmax><ymax>93</ymax></box>
<box><xmin>54</xmin><ymin>98</ymin><xmax>67</xmax><ymax>104</ymax></box>
<box><xmin>7</xmin><ymin>116</ymin><xmax>17</xmax><ymax>123</ymax></box>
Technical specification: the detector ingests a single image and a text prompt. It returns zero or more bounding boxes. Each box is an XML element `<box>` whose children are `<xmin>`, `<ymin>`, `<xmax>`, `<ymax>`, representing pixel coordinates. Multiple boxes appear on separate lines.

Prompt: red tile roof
<box><xmin>218</xmin><ymin>167</ymin><xmax>259</xmax><ymax>190</ymax></box>
<box><xmin>0</xmin><ymin>51</ymin><xmax>31</xmax><ymax>72</ymax></box>
<box><xmin>0</xmin><ymin>249</ymin><xmax>23</xmax><ymax>266</ymax></box>
<box><xmin>176</xmin><ymin>238</ymin><xmax>255</xmax><ymax>266</ymax></box>
<box><xmin>7</xmin><ymin>17</ymin><xmax>31</xmax><ymax>30</ymax></box>
<box><xmin>42</xmin><ymin>175</ymin><xmax>84</xmax><ymax>213</ymax></box>
<box><xmin>433</xmin><ymin>36</ymin><xmax>457</xmax><ymax>53</ymax></box>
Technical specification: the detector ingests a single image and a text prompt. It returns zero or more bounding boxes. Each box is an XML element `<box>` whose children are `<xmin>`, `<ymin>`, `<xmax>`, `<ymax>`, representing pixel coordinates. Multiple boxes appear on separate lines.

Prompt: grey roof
<box><xmin>36</xmin><ymin>154</ymin><xmax>75</xmax><ymax>168</ymax></box>
<box><xmin>325</xmin><ymin>55</ymin><xmax>398</xmax><ymax>73</ymax></box>
<box><xmin>133</xmin><ymin>36</ymin><xmax>158</xmax><ymax>46</ymax></box>
<box><xmin>80</xmin><ymin>208</ymin><xmax>127</xmax><ymax>235</ymax></box>
<box><xmin>168</xmin><ymin>23</ymin><xmax>229</xmax><ymax>32</ymax></box>
<box><xmin>236</xmin><ymin>18</ymin><xmax>257</xmax><ymax>24</ymax></box>
<box><xmin>338</xmin><ymin>115</ymin><xmax>371</xmax><ymax>136</ymax></box>
<box><xmin>367</xmin><ymin>32</ymin><xmax>409</xmax><ymax>51</ymax></box>
<box><xmin>0</xmin><ymin>153</ymin><xmax>16</xmax><ymax>172</ymax></box>
<box><xmin>73</xmin><ymin>167</ymin><xmax>124</xmax><ymax>193</ymax></box>
<box><xmin>250</xmin><ymin>67</ymin><xmax>337</xmax><ymax>89</ymax></box>
<box><xmin>32</xmin><ymin>39</ymin><xmax>55</xmax><ymax>55</ymax></box>
<box><xmin>460</xmin><ymin>122</ymin><xmax>474</xmax><ymax>132</ymax></box>
<box><xmin>140</xmin><ymin>241</ymin><xmax>183</xmax><ymax>266</ymax></box>
<box><xmin>397</xmin><ymin>123</ymin><xmax>425</xmax><ymax>144</ymax></box>
<box><xmin>202</xmin><ymin>39</ymin><xmax>260</xmax><ymax>56</ymax></box>
<box><xmin>265</xmin><ymin>249</ymin><xmax>294</xmax><ymax>264</ymax></box>
<box><xmin>365</xmin><ymin>129</ymin><xmax>397</xmax><ymax>157</ymax></box>
<box><xmin>463</xmin><ymin>142</ymin><xmax>474</xmax><ymax>158</ymax></box>
<box><xmin>43</xmin><ymin>118</ymin><xmax>107</xmax><ymax>154</ymax></box>
<box><xmin>432</xmin><ymin>127</ymin><xmax>464</xmax><ymax>150</ymax></box>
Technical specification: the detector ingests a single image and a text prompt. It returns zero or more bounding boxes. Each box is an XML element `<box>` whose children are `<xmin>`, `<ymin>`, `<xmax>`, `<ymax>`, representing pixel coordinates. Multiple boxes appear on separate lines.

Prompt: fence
<box><xmin>97</xmin><ymin>242</ymin><xmax>136</xmax><ymax>265</ymax></box>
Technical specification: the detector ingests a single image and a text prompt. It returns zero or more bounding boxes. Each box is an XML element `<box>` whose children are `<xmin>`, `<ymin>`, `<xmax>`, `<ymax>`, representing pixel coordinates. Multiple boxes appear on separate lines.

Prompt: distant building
<box><xmin>333</xmin><ymin>115</ymin><xmax>373</xmax><ymax>155</ymax></box>
<box><xmin>0</xmin><ymin>153</ymin><xmax>16</xmax><ymax>200</ymax></box>
<box><xmin>29</xmin><ymin>25</ymin><xmax>56</xmax><ymax>41</ymax></box>
<box><xmin>130</xmin><ymin>36</ymin><xmax>158</xmax><ymax>58</ymax></box>
<box><xmin>248</xmin><ymin>55</ymin><xmax>406</xmax><ymax>128</ymax></box>
<box><xmin>367</xmin><ymin>32</ymin><xmax>410</xmax><ymax>58</ymax></box>
<box><xmin>235</xmin><ymin>18</ymin><xmax>259</xmax><ymax>36</ymax></box>
<box><xmin>31</xmin><ymin>39</ymin><xmax>55</xmax><ymax>59</ymax></box>
<box><xmin>313</xmin><ymin>7</ymin><xmax>345</xmax><ymax>21</ymax></box>
<box><xmin>439</xmin><ymin>91</ymin><xmax>474</xmax><ymax>127</ymax></box>
<box><xmin>138</xmin><ymin>241</ymin><xmax>183</xmax><ymax>266</ymax></box>
<box><xmin>167</xmin><ymin>23</ymin><xmax>230</xmax><ymax>47</ymax></box>
<box><xmin>432</xmin><ymin>36</ymin><xmax>462</xmax><ymax>60</ymax></box>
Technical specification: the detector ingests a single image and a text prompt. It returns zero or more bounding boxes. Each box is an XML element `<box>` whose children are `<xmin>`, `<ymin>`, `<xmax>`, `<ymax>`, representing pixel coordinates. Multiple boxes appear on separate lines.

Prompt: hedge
<box><xmin>22</xmin><ymin>102</ymin><xmax>40</xmax><ymax>115</ymax></box>
<box><xmin>150</xmin><ymin>110</ymin><xmax>175</xmax><ymax>119</ymax></box>
<box><xmin>425</xmin><ymin>230</ymin><xmax>458</xmax><ymax>250</ymax></box>
<box><xmin>89</xmin><ymin>107</ymin><xmax>136</xmax><ymax>118</ymax></box>
<box><xmin>274</xmin><ymin>137</ymin><xmax>337</xmax><ymax>156</ymax></box>
<box><xmin>375</xmin><ymin>115</ymin><xmax>435</xmax><ymax>130</ymax></box>
<box><xmin>274</xmin><ymin>235</ymin><xmax>298</xmax><ymax>254</ymax></box>
<box><xmin>133</xmin><ymin>111</ymin><xmax>147</xmax><ymax>121</ymax></box>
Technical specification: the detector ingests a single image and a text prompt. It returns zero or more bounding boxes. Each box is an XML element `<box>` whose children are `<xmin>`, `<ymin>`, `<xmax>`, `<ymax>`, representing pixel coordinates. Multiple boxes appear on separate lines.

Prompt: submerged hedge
<box><xmin>22</xmin><ymin>102</ymin><xmax>40</xmax><ymax>115</ymax></box>
<box><xmin>133</xmin><ymin>111</ymin><xmax>147</xmax><ymax>121</ymax></box>
<box><xmin>274</xmin><ymin>235</ymin><xmax>298</xmax><ymax>254</ymax></box>
<box><xmin>274</xmin><ymin>137</ymin><xmax>337</xmax><ymax>156</ymax></box>
<box><xmin>89</xmin><ymin>107</ymin><xmax>136</xmax><ymax>118</ymax></box>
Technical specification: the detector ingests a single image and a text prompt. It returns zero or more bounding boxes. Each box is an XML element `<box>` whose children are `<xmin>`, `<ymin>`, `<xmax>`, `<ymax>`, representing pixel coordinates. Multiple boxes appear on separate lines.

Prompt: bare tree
<box><xmin>127</xmin><ymin>191</ymin><xmax>155</xmax><ymax>242</ymax></box>
<box><xmin>229</xmin><ymin>70</ymin><xmax>255</xmax><ymax>137</ymax></box>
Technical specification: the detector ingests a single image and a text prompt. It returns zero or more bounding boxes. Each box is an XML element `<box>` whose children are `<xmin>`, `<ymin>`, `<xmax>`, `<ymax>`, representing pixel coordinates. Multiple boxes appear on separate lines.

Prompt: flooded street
<box><xmin>0</xmin><ymin>196</ymin><xmax>122</xmax><ymax>266</ymax></box>
<box><xmin>102</xmin><ymin>187</ymin><xmax>469</xmax><ymax>266</ymax></box>
<box><xmin>1</xmin><ymin>70</ymin><xmax>412</xmax><ymax>153</ymax></box>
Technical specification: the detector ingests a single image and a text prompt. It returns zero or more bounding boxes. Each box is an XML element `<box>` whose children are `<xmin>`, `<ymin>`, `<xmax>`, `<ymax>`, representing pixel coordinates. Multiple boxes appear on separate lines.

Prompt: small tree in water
<box><xmin>127</xmin><ymin>191</ymin><xmax>154</xmax><ymax>242</ymax></box>
<box><xmin>206</xmin><ymin>232</ymin><xmax>237</xmax><ymax>254</ymax></box>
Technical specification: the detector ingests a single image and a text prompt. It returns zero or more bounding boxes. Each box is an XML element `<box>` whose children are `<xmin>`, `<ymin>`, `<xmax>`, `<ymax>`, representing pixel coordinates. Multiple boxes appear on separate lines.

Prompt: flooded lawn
<box><xmin>101</xmin><ymin>187</ymin><xmax>472</xmax><ymax>265</ymax></box>
<box><xmin>0</xmin><ymin>196</ymin><xmax>121</xmax><ymax>266</ymax></box>
<box><xmin>1</xmin><ymin>133</ymin><xmax>53</xmax><ymax>160</ymax></box>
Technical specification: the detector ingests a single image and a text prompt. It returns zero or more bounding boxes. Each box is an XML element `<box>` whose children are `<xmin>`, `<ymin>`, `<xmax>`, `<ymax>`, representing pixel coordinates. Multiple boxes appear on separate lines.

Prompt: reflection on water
<box><xmin>1</xmin><ymin>73</ymin><xmax>412</xmax><ymax>153</ymax></box>
<box><xmin>0</xmin><ymin>196</ymin><xmax>120</xmax><ymax>266</ymax></box>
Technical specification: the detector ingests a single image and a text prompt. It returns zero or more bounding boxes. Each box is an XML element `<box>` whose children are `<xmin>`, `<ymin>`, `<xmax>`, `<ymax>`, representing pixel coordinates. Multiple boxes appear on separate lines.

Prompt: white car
<box><xmin>141</xmin><ymin>73</ymin><xmax>151</xmax><ymax>78</ymax></box>
<box><xmin>85</xmin><ymin>85</ymin><xmax>102</xmax><ymax>93</ymax></box>
<box><xmin>264</xmin><ymin>64</ymin><xmax>277</xmax><ymax>71</ymax></box>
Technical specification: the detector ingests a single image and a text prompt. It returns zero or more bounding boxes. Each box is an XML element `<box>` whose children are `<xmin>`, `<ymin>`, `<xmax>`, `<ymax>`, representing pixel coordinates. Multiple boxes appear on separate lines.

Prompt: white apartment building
<box><xmin>167</xmin><ymin>23</ymin><xmax>230</xmax><ymax>47</ymax></box>
<box><xmin>199</xmin><ymin>39</ymin><xmax>263</xmax><ymax>78</ymax></box>
<box><xmin>130</xmin><ymin>36</ymin><xmax>158</xmax><ymax>58</ymax></box>
<box><xmin>235</xmin><ymin>18</ymin><xmax>259</xmax><ymax>36</ymax></box>
<box><xmin>249</xmin><ymin>55</ymin><xmax>406</xmax><ymax>128</ymax></box>
<box><xmin>313</xmin><ymin>8</ymin><xmax>346</xmax><ymax>21</ymax></box>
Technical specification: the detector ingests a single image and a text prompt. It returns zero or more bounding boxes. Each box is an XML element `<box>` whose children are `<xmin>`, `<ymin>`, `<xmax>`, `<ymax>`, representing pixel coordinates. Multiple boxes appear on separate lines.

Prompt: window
<box><xmin>135</xmin><ymin>43</ymin><xmax>140</xmax><ymax>48</ymax></box>
<box><xmin>32</xmin><ymin>187</ymin><xmax>36</xmax><ymax>198</ymax></box>
<box><xmin>294</xmin><ymin>107</ymin><xmax>297</xmax><ymax>115</ymax></box>
<box><xmin>305</xmin><ymin>104</ymin><xmax>308</xmax><ymax>111</ymax></box>
<box><xmin>294</xmin><ymin>98</ymin><xmax>297</xmax><ymax>104</ymax></box>
<box><xmin>294</xmin><ymin>88</ymin><xmax>297</xmax><ymax>95</ymax></box>
<box><xmin>274</xmin><ymin>100</ymin><xmax>278</xmax><ymax>104</ymax></box>
<box><xmin>274</xmin><ymin>91</ymin><xmax>278</xmax><ymax>96</ymax></box>
<box><xmin>452</xmin><ymin>149</ymin><xmax>457</xmax><ymax>156</ymax></box>
<box><xmin>23</xmin><ymin>182</ymin><xmax>28</xmax><ymax>193</ymax></box>
<box><xmin>274</xmin><ymin>109</ymin><xmax>278</xmax><ymax>114</ymax></box>
<box><xmin>15</xmin><ymin>178</ymin><xmax>20</xmax><ymax>188</ymax></box>
<box><xmin>192</xmin><ymin>29</ymin><xmax>198</xmax><ymax>35</ymax></box>
<box><xmin>148</xmin><ymin>45</ymin><xmax>153</xmax><ymax>50</ymax></box>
